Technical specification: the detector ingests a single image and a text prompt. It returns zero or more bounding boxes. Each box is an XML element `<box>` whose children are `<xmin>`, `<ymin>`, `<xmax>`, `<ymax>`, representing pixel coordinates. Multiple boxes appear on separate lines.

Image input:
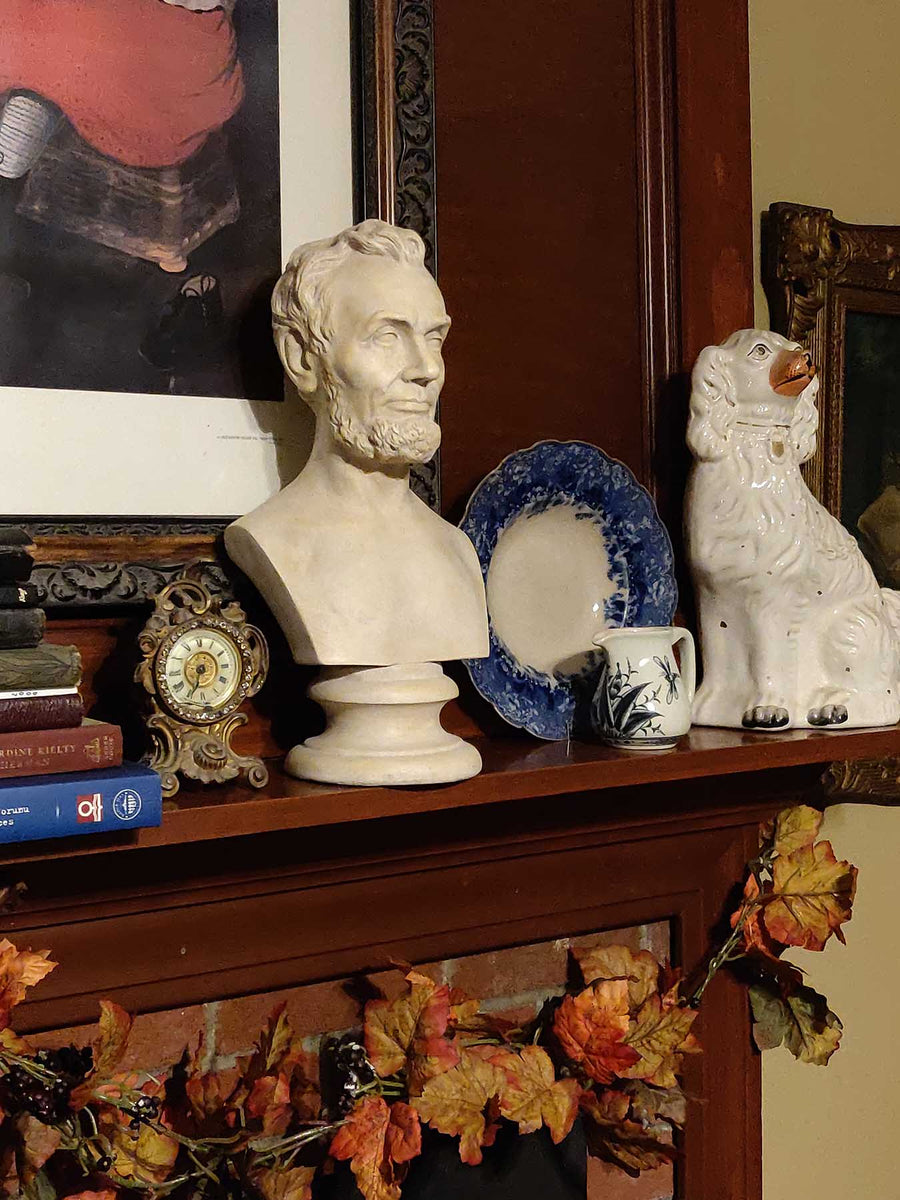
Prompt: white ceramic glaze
<box><xmin>225</xmin><ymin>220</ymin><xmax>488</xmax><ymax>784</ymax></box>
<box><xmin>285</xmin><ymin>663</ymin><xmax>482</xmax><ymax>786</ymax></box>
<box><xmin>487</xmin><ymin>504</ymin><xmax>617</xmax><ymax>678</ymax></box>
<box><xmin>685</xmin><ymin>328</ymin><xmax>900</xmax><ymax>730</ymax></box>
<box><xmin>225</xmin><ymin>220</ymin><xmax>489</xmax><ymax>668</ymax></box>
<box><xmin>591</xmin><ymin>626</ymin><xmax>695</xmax><ymax>749</ymax></box>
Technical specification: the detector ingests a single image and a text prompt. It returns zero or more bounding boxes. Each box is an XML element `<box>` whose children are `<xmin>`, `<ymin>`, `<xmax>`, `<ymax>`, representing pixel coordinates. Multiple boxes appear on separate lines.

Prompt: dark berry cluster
<box><xmin>2</xmin><ymin>1046</ymin><xmax>91</xmax><ymax>1125</ymax></box>
<box><xmin>330</xmin><ymin>1037</ymin><xmax>376</xmax><ymax>1113</ymax></box>
<box><xmin>126</xmin><ymin>1093</ymin><xmax>161</xmax><ymax>1131</ymax></box>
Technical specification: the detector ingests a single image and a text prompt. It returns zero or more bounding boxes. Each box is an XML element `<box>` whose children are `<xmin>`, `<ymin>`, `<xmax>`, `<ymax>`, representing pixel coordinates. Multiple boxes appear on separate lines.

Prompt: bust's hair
<box><xmin>271</xmin><ymin>219</ymin><xmax>426</xmax><ymax>363</ymax></box>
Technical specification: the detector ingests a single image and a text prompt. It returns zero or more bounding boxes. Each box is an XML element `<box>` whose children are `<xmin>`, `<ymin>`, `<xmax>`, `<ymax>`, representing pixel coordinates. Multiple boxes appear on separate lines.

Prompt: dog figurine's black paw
<box><xmin>742</xmin><ymin>705</ymin><xmax>790</xmax><ymax>729</ymax></box>
<box><xmin>807</xmin><ymin>704</ymin><xmax>849</xmax><ymax>726</ymax></box>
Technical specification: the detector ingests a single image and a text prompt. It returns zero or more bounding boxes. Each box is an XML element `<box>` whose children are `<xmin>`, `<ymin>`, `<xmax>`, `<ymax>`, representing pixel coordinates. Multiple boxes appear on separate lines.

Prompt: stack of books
<box><xmin>0</xmin><ymin>528</ymin><xmax>162</xmax><ymax>843</ymax></box>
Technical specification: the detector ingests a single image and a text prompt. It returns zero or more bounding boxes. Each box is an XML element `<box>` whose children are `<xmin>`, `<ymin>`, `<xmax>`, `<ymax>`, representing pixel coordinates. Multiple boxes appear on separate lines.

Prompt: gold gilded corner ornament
<box><xmin>135</xmin><ymin>574</ymin><xmax>269</xmax><ymax>799</ymax></box>
<box><xmin>766</xmin><ymin>202</ymin><xmax>900</xmax><ymax>341</ymax></box>
<box><xmin>824</xmin><ymin>757</ymin><xmax>900</xmax><ymax>800</ymax></box>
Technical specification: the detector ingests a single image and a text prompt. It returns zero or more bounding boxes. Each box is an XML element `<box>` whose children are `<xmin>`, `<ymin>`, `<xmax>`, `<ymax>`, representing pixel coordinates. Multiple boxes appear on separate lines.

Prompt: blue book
<box><xmin>0</xmin><ymin>763</ymin><xmax>162</xmax><ymax>844</ymax></box>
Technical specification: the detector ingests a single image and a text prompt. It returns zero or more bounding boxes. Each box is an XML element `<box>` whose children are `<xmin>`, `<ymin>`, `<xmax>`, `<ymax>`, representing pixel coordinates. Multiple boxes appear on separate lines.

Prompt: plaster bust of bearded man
<box><xmin>225</xmin><ymin>219</ymin><xmax>489</xmax><ymax>668</ymax></box>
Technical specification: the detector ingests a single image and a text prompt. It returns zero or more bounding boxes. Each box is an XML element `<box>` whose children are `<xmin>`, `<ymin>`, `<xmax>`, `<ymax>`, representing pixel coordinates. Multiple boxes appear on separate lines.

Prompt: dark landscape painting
<box><xmin>842</xmin><ymin>309</ymin><xmax>900</xmax><ymax>587</ymax></box>
<box><xmin>0</xmin><ymin>0</ymin><xmax>282</xmax><ymax>401</ymax></box>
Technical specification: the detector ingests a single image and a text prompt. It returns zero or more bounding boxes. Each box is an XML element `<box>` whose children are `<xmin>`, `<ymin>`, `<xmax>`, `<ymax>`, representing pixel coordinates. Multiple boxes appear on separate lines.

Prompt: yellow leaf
<box><xmin>573</xmin><ymin>945</ymin><xmax>659</xmax><ymax>1009</ymax></box>
<box><xmin>0</xmin><ymin>941</ymin><xmax>55</xmax><ymax>1026</ymax></box>
<box><xmin>772</xmin><ymin>806</ymin><xmax>823</xmax><ymax>856</ymax></box>
<box><xmin>496</xmin><ymin>1046</ymin><xmax>580</xmax><ymax>1143</ymax></box>
<box><xmin>107</xmin><ymin>1120</ymin><xmax>178</xmax><ymax>1186</ymax></box>
<box><xmin>253</xmin><ymin>1166</ymin><xmax>316</xmax><ymax>1200</ymax></box>
<box><xmin>764</xmin><ymin>841</ymin><xmax>857</xmax><ymax>951</ymax></box>
<box><xmin>412</xmin><ymin>1048</ymin><xmax>505</xmax><ymax>1165</ymax></box>
<box><xmin>92</xmin><ymin>1000</ymin><xmax>132</xmax><ymax>1078</ymax></box>
<box><xmin>621</xmin><ymin>995</ymin><xmax>700</xmax><ymax>1088</ymax></box>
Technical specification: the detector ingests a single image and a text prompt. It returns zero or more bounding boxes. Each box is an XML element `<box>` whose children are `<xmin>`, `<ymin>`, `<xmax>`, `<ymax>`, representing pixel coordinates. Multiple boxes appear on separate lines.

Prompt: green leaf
<box><xmin>749</xmin><ymin>982</ymin><xmax>842</xmax><ymax>1065</ymax></box>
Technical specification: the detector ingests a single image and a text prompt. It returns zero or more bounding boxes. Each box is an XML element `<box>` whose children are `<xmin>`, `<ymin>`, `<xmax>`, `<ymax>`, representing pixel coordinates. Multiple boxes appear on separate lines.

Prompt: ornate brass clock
<box><xmin>136</xmin><ymin>576</ymin><xmax>269</xmax><ymax>798</ymax></box>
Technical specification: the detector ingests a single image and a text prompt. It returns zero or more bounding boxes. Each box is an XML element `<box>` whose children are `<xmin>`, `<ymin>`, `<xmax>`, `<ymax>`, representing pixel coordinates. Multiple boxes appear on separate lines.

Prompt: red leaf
<box><xmin>331</xmin><ymin>1097</ymin><xmax>422</xmax><ymax>1200</ymax></box>
<box><xmin>365</xmin><ymin>972</ymin><xmax>459</xmax><ymax>1094</ymax></box>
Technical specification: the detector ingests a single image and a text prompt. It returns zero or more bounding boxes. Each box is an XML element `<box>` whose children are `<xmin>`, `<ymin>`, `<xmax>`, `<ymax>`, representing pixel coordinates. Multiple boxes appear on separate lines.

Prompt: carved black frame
<box><xmin>22</xmin><ymin>0</ymin><xmax>437</xmax><ymax>608</ymax></box>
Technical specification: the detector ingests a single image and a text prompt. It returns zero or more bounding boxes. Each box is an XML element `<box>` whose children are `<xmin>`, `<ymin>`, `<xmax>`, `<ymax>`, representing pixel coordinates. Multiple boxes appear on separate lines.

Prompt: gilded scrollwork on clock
<box><xmin>135</xmin><ymin>576</ymin><xmax>269</xmax><ymax>798</ymax></box>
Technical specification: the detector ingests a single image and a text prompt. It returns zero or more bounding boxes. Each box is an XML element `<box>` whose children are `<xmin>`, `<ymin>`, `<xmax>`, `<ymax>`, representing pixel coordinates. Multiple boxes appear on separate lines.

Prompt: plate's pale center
<box><xmin>487</xmin><ymin>506</ymin><xmax>617</xmax><ymax>677</ymax></box>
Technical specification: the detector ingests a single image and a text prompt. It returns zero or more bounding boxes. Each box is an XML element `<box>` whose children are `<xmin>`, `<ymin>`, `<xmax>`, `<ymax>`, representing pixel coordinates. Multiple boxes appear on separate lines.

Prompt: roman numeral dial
<box><xmin>162</xmin><ymin>628</ymin><xmax>241</xmax><ymax>713</ymax></box>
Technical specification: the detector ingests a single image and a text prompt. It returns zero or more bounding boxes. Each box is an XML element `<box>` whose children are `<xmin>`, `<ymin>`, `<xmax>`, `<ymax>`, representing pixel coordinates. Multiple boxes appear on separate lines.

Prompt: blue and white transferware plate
<box><xmin>460</xmin><ymin>440</ymin><xmax>677</xmax><ymax>740</ymax></box>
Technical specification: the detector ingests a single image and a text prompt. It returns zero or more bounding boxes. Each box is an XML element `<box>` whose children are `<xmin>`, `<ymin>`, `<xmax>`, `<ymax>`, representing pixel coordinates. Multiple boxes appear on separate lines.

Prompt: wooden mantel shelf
<box><xmin>1</xmin><ymin>724</ymin><xmax>897</xmax><ymax>864</ymax></box>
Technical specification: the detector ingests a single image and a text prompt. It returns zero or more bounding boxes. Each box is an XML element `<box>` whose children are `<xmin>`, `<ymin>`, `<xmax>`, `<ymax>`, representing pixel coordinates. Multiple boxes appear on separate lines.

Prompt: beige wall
<box><xmin>750</xmin><ymin>3</ymin><xmax>900</xmax><ymax>1197</ymax></box>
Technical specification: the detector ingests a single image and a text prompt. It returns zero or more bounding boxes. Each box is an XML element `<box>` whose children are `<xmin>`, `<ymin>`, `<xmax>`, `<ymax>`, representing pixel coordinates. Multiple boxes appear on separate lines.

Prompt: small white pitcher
<box><xmin>591</xmin><ymin>626</ymin><xmax>696</xmax><ymax>750</ymax></box>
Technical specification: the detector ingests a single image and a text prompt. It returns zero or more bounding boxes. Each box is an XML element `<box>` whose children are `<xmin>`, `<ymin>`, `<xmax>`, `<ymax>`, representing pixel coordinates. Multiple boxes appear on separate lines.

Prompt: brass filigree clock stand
<box><xmin>136</xmin><ymin>577</ymin><xmax>269</xmax><ymax>798</ymax></box>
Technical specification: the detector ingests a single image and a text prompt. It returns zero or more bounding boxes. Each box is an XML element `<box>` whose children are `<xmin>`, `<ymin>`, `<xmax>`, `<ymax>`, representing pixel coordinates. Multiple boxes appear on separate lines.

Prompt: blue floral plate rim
<box><xmin>459</xmin><ymin>439</ymin><xmax>678</xmax><ymax>741</ymax></box>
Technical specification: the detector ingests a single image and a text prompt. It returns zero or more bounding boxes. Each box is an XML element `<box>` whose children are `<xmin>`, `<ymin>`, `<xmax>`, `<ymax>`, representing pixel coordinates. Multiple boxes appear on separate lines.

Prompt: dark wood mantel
<box><xmin>1</xmin><ymin>723</ymin><xmax>891</xmax><ymax>1199</ymax></box>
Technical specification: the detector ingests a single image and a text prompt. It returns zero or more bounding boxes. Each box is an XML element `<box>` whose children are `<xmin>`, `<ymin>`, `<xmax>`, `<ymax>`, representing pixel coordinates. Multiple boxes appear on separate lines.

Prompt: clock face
<box><xmin>158</xmin><ymin>626</ymin><xmax>243</xmax><ymax>721</ymax></box>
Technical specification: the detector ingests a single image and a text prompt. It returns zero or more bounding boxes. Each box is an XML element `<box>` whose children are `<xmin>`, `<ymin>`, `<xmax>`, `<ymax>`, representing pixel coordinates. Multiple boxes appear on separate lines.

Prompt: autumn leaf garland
<box><xmin>0</xmin><ymin>806</ymin><xmax>859</xmax><ymax>1200</ymax></box>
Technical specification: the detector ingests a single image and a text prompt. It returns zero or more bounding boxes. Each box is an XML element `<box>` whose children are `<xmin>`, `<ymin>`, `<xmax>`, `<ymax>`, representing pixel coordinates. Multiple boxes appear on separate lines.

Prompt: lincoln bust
<box><xmin>225</xmin><ymin>219</ymin><xmax>489</xmax><ymax>667</ymax></box>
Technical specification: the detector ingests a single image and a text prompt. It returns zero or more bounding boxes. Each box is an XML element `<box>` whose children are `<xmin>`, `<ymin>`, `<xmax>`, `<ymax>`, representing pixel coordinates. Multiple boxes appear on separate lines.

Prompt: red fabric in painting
<box><xmin>0</xmin><ymin>0</ymin><xmax>244</xmax><ymax>167</ymax></box>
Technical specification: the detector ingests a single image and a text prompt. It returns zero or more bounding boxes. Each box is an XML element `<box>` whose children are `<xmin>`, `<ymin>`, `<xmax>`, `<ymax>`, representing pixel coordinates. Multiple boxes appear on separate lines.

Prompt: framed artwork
<box><xmin>765</xmin><ymin>202</ymin><xmax>900</xmax><ymax>804</ymax></box>
<box><xmin>764</xmin><ymin>202</ymin><xmax>900</xmax><ymax>585</ymax></box>
<box><xmin>0</xmin><ymin>0</ymin><xmax>436</xmax><ymax>606</ymax></box>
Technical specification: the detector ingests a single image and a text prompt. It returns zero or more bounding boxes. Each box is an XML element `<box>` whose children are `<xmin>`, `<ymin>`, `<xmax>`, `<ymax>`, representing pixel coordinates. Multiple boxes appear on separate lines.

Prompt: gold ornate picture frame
<box><xmin>765</xmin><ymin>201</ymin><xmax>900</xmax><ymax>800</ymax></box>
<box><xmin>764</xmin><ymin>201</ymin><xmax>900</xmax><ymax>526</ymax></box>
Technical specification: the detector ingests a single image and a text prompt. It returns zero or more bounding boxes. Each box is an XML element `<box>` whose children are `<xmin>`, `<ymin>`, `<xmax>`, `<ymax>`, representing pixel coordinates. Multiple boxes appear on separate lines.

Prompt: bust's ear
<box><xmin>276</xmin><ymin>327</ymin><xmax>319</xmax><ymax>397</ymax></box>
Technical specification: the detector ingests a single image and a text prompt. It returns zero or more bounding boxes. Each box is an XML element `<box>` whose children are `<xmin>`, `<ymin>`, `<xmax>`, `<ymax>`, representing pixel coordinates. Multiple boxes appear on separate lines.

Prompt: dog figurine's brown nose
<box><xmin>770</xmin><ymin>347</ymin><xmax>816</xmax><ymax>396</ymax></box>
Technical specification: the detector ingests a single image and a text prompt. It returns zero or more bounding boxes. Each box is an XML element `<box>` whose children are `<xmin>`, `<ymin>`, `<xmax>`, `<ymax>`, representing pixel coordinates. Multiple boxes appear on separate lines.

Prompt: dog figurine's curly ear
<box><xmin>790</xmin><ymin>373</ymin><xmax>820</xmax><ymax>464</ymax></box>
<box><xmin>687</xmin><ymin>344</ymin><xmax>735</xmax><ymax>461</ymax></box>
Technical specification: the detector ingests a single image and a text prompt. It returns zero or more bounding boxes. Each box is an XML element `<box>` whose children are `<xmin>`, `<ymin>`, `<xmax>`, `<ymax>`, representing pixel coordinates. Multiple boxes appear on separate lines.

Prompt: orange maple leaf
<box><xmin>573</xmin><ymin>946</ymin><xmax>659</xmax><ymax>1009</ymax></box>
<box><xmin>620</xmin><ymin>994</ymin><xmax>700</xmax><ymax>1088</ymax></box>
<box><xmin>0</xmin><ymin>940</ymin><xmax>55</xmax><ymax>1027</ymax></box>
<box><xmin>552</xmin><ymin>981</ymin><xmax>640</xmax><ymax>1084</ymax></box>
<box><xmin>247</xmin><ymin>1072</ymin><xmax>293</xmax><ymax>1137</ymax></box>
<box><xmin>731</xmin><ymin>875</ymin><xmax>785</xmax><ymax>961</ymax></box>
<box><xmin>763</xmin><ymin>841</ymin><xmax>857</xmax><ymax>951</ymax></box>
<box><xmin>495</xmin><ymin>1046</ymin><xmax>580</xmax><ymax>1143</ymax></box>
<box><xmin>64</xmin><ymin>1192</ymin><xmax>118</xmax><ymax>1200</ymax></box>
<box><xmin>330</xmin><ymin>1096</ymin><xmax>421</xmax><ymax>1200</ymax></box>
<box><xmin>412</xmin><ymin>1048</ymin><xmax>505</xmax><ymax>1165</ymax></box>
<box><xmin>365</xmin><ymin>971</ymin><xmax>459</xmax><ymax>1094</ymax></box>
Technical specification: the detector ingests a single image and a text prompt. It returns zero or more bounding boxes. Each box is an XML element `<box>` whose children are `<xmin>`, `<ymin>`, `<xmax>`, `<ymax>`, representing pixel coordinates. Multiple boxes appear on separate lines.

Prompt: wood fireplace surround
<box><xmin>3</xmin><ymin>2</ymin><xmax>889</xmax><ymax>1198</ymax></box>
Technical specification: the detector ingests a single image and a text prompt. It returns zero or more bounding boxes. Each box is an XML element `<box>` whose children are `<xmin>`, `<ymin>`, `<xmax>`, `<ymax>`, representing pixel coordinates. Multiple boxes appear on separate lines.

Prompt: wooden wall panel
<box><xmin>433</xmin><ymin>0</ymin><xmax>648</xmax><ymax>516</ymax></box>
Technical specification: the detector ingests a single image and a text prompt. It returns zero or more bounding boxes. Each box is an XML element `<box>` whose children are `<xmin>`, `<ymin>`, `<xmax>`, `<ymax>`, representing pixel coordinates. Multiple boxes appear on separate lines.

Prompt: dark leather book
<box><xmin>0</xmin><ymin>610</ymin><xmax>45</xmax><ymax>650</ymax></box>
<box><xmin>0</xmin><ymin>692</ymin><xmax>84</xmax><ymax>734</ymax></box>
<box><xmin>0</xmin><ymin>547</ymin><xmax>35</xmax><ymax>583</ymax></box>
<box><xmin>0</xmin><ymin>527</ymin><xmax>34</xmax><ymax>547</ymax></box>
<box><xmin>0</xmin><ymin>644</ymin><xmax>81</xmax><ymax>689</ymax></box>
<box><xmin>0</xmin><ymin>719</ymin><xmax>122</xmax><ymax>779</ymax></box>
<box><xmin>0</xmin><ymin>583</ymin><xmax>46</xmax><ymax>608</ymax></box>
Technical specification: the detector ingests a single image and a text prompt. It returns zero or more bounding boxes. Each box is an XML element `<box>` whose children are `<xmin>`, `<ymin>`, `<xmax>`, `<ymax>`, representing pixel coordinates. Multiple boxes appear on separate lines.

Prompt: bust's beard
<box><xmin>324</xmin><ymin>377</ymin><xmax>441</xmax><ymax>467</ymax></box>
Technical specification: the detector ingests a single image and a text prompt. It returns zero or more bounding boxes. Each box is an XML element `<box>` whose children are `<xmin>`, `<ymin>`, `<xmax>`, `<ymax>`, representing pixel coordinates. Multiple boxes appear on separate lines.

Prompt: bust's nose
<box><xmin>403</xmin><ymin>335</ymin><xmax>442</xmax><ymax>385</ymax></box>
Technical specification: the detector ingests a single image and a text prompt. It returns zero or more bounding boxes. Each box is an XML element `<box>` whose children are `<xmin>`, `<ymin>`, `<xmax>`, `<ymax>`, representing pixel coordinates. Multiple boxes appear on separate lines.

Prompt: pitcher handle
<box><xmin>672</xmin><ymin>628</ymin><xmax>696</xmax><ymax>705</ymax></box>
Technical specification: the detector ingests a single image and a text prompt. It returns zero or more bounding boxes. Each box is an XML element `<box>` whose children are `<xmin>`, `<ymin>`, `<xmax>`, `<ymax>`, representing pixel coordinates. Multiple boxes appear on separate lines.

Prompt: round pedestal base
<box><xmin>285</xmin><ymin>663</ymin><xmax>483</xmax><ymax>786</ymax></box>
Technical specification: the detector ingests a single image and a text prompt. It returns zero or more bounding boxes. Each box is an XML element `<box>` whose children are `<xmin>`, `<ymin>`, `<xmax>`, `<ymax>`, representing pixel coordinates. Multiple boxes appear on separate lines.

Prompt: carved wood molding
<box><xmin>393</xmin><ymin>0</ymin><xmax>437</xmax><ymax>274</ymax></box>
<box><xmin>825</xmin><ymin>756</ymin><xmax>900</xmax><ymax>800</ymax></box>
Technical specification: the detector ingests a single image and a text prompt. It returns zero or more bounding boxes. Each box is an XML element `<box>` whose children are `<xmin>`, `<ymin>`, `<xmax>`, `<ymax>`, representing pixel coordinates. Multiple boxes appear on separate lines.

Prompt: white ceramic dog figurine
<box><xmin>685</xmin><ymin>328</ymin><xmax>900</xmax><ymax>730</ymax></box>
